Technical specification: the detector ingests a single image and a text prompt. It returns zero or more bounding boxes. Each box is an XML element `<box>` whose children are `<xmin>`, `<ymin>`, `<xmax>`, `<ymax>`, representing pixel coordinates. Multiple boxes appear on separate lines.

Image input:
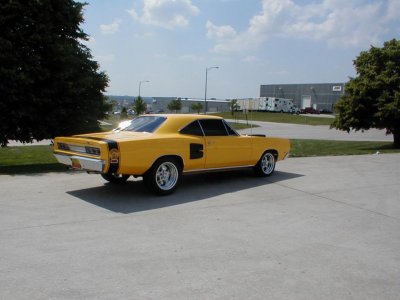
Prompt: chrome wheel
<box><xmin>254</xmin><ymin>151</ymin><xmax>276</xmax><ymax>177</ymax></box>
<box><xmin>155</xmin><ymin>162</ymin><xmax>179</xmax><ymax>191</ymax></box>
<box><xmin>144</xmin><ymin>157</ymin><xmax>181</xmax><ymax>195</ymax></box>
<box><xmin>261</xmin><ymin>152</ymin><xmax>275</xmax><ymax>175</ymax></box>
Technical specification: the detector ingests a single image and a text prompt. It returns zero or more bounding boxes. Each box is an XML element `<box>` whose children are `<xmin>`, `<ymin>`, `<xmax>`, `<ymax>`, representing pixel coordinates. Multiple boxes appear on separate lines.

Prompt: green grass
<box><xmin>216</xmin><ymin>111</ymin><xmax>334</xmax><ymax>126</ymax></box>
<box><xmin>1</xmin><ymin>140</ymin><xmax>399</xmax><ymax>175</ymax></box>
<box><xmin>0</xmin><ymin>145</ymin><xmax>67</xmax><ymax>174</ymax></box>
<box><xmin>290</xmin><ymin>139</ymin><xmax>400</xmax><ymax>157</ymax></box>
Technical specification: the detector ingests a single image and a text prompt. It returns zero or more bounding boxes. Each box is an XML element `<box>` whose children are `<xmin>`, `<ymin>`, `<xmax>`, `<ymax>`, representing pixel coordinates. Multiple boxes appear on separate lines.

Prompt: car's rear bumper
<box><xmin>54</xmin><ymin>154</ymin><xmax>105</xmax><ymax>172</ymax></box>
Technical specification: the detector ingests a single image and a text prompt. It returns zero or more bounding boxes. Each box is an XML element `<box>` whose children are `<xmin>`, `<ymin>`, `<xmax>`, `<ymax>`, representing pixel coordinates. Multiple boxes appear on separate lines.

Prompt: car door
<box><xmin>199</xmin><ymin>119</ymin><xmax>252</xmax><ymax>169</ymax></box>
<box><xmin>179</xmin><ymin>120</ymin><xmax>206</xmax><ymax>171</ymax></box>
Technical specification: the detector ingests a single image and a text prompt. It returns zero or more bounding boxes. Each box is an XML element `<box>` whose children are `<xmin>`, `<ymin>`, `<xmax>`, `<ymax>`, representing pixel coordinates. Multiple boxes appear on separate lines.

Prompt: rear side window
<box><xmin>199</xmin><ymin>119</ymin><xmax>228</xmax><ymax>136</ymax></box>
<box><xmin>180</xmin><ymin>121</ymin><xmax>204</xmax><ymax>136</ymax></box>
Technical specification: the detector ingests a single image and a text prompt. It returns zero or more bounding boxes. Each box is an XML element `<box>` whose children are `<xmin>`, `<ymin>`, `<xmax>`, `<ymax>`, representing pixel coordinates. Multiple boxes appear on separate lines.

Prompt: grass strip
<box><xmin>290</xmin><ymin>139</ymin><xmax>400</xmax><ymax>157</ymax></box>
<box><xmin>0</xmin><ymin>145</ymin><xmax>68</xmax><ymax>174</ymax></box>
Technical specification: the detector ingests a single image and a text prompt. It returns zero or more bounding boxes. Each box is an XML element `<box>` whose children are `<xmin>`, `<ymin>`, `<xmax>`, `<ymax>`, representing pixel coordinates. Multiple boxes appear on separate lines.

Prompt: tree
<box><xmin>120</xmin><ymin>106</ymin><xmax>128</xmax><ymax>119</ymax></box>
<box><xmin>0</xmin><ymin>0</ymin><xmax>109</xmax><ymax>146</ymax></box>
<box><xmin>168</xmin><ymin>98</ymin><xmax>182</xmax><ymax>113</ymax></box>
<box><xmin>229</xmin><ymin>99</ymin><xmax>239</xmax><ymax>116</ymax></box>
<box><xmin>190</xmin><ymin>102</ymin><xmax>203</xmax><ymax>114</ymax></box>
<box><xmin>132</xmin><ymin>96</ymin><xmax>146</xmax><ymax>115</ymax></box>
<box><xmin>106</xmin><ymin>97</ymin><xmax>118</xmax><ymax>113</ymax></box>
<box><xmin>332</xmin><ymin>39</ymin><xmax>400</xmax><ymax>148</ymax></box>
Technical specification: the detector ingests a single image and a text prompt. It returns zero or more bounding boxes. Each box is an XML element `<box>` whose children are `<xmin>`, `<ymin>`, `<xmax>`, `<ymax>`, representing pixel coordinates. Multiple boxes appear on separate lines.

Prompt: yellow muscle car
<box><xmin>54</xmin><ymin>114</ymin><xmax>290</xmax><ymax>195</ymax></box>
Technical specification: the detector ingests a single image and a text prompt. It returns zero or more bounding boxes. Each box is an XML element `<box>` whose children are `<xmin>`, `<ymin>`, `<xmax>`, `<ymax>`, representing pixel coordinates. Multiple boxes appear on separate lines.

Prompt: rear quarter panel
<box><xmin>117</xmin><ymin>134</ymin><xmax>204</xmax><ymax>175</ymax></box>
<box><xmin>250</xmin><ymin>136</ymin><xmax>291</xmax><ymax>161</ymax></box>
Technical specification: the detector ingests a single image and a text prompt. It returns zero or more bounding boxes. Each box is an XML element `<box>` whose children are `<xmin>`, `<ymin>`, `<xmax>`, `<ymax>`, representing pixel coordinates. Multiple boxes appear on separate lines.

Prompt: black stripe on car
<box><xmin>82</xmin><ymin>137</ymin><xmax>119</xmax><ymax>173</ymax></box>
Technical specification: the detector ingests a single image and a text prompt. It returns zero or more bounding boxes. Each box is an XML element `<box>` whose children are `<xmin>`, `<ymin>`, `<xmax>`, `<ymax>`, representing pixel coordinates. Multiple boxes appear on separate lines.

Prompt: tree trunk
<box><xmin>393</xmin><ymin>129</ymin><xmax>400</xmax><ymax>149</ymax></box>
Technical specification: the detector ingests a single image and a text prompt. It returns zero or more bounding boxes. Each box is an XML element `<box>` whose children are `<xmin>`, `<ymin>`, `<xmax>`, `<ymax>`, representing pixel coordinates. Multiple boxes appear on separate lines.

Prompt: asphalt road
<box><xmin>1</xmin><ymin>154</ymin><xmax>399</xmax><ymax>299</ymax></box>
<box><xmin>234</xmin><ymin>120</ymin><xmax>393</xmax><ymax>141</ymax></box>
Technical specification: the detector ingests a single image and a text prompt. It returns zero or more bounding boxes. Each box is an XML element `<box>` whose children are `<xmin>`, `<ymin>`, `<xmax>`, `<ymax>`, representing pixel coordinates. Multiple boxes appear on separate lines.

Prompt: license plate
<box><xmin>71</xmin><ymin>158</ymin><xmax>82</xmax><ymax>169</ymax></box>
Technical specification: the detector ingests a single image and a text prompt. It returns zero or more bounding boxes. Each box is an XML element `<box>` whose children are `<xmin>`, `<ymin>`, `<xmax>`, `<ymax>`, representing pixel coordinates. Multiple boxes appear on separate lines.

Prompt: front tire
<box><xmin>254</xmin><ymin>151</ymin><xmax>276</xmax><ymax>177</ymax></box>
<box><xmin>144</xmin><ymin>157</ymin><xmax>181</xmax><ymax>195</ymax></box>
<box><xmin>101</xmin><ymin>173</ymin><xmax>130</xmax><ymax>184</ymax></box>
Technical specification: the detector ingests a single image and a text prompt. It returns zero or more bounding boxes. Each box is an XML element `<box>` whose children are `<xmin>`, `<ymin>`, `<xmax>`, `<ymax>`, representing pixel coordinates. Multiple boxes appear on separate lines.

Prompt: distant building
<box><xmin>150</xmin><ymin>97</ymin><xmax>229</xmax><ymax>113</ymax></box>
<box><xmin>107</xmin><ymin>95</ymin><xmax>230</xmax><ymax>113</ymax></box>
<box><xmin>260</xmin><ymin>83</ymin><xmax>345</xmax><ymax>112</ymax></box>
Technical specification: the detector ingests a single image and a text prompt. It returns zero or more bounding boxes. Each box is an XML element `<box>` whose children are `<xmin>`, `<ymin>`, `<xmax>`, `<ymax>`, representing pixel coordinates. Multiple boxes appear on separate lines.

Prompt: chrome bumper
<box><xmin>54</xmin><ymin>154</ymin><xmax>105</xmax><ymax>172</ymax></box>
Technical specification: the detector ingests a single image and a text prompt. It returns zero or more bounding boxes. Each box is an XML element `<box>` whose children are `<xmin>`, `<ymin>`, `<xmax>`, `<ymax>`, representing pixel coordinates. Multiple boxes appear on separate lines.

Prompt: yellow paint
<box><xmin>53</xmin><ymin>114</ymin><xmax>290</xmax><ymax>175</ymax></box>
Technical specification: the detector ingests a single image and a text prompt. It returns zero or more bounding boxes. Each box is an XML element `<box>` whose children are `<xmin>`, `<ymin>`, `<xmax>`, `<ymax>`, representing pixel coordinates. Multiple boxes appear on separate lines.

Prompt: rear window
<box><xmin>119</xmin><ymin>116</ymin><xmax>166</xmax><ymax>133</ymax></box>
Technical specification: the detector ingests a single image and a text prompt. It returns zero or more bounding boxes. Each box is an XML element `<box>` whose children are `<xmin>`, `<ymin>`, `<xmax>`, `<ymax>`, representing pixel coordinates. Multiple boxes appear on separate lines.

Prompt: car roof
<box><xmin>149</xmin><ymin>113</ymin><xmax>221</xmax><ymax>119</ymax></box>
<box><xmin>146</xmin><ymin>114</ymin><xmax>223</xmax><ymax>133</ymax></box>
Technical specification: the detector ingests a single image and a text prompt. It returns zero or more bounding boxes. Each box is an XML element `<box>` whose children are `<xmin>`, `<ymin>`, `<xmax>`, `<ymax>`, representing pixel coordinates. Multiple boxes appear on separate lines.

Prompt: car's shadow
<box><xmin>67</xmin><ymin>170</ymin><xmax>303</xmax><ymax>214</ymax></box>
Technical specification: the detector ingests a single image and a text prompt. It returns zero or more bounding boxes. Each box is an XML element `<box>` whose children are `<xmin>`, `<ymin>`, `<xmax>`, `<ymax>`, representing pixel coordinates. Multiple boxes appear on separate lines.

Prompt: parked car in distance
<box><xmin>300</xmin><ymin>107</ymin><xmax>320</xmax><ymax>114</ymax></box>
<box><xmin>320</xmin><ymin>108</ymin><xmax>333</xmax><ymax>114</ymax></box>
<box><xmin>291</xmin><ymin>105</ymin><xmax>300</xmax><ymax>115</ymax></box>
<box><xmin>53</xmin><ymin>114</ymin><xmax>290</xmax><ymax>195</ymax></box>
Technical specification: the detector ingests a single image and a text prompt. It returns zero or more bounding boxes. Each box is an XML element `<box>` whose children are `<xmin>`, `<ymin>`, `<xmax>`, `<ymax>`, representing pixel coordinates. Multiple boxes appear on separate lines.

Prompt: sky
<box><xmin>78</xmin><ymin>0</ymin><xmax>400</xmax><ymax>99</ymax></box>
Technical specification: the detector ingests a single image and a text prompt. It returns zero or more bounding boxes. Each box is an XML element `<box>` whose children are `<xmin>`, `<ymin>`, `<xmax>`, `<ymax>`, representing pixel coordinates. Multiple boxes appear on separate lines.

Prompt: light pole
<box><xmin>138</xmin><ymin>80</ymin><xmax>150</xmax><ymax>98</ymax></box>
<box><xmin>204</xmin><ymin>66</ymin><xmax>219</xmax><ymax>114</ymax></box>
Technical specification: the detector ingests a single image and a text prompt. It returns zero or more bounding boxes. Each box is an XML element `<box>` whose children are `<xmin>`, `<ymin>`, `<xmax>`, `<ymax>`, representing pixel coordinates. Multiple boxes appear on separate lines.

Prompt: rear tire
<box><xmin>101</xmin><ymin>173</ymin><xmax>130</xmax><ymax>184</ymax></box>
<box><xmin>144</xmin><ymin>157</ymin><xmax>181</xmax><ymax>195</ymax></box>
<box><xmin>254</xmin><ymin>151</ymin><xmax>276</xmax><ymax>177</ymax></box>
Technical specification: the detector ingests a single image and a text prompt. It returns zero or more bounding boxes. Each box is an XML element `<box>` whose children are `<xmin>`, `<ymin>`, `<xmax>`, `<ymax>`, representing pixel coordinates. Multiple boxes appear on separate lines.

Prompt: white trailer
<box><xmin>235</xmin><ymin>97</ymin><xmax>298</xmax><ymax>113</ymax></box>
<box><xmin>259</xmin><ymin>97</ymin><xmax>297</xmax><ymax>113</ymax></box>
<box><xmin>236</xmin><ymin>98</ymin><xmax>261</xmax><ymax>111</ymax></box>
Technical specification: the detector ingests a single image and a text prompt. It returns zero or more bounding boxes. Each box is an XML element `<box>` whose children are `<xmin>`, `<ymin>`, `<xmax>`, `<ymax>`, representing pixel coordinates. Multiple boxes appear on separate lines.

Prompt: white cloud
<box><xmin>207</xmin><ymin>0</ymin><xmax>400</xmax><ymax>53</ymax></box>
<box><xmin>100</xmin><ymin>19</ymin><xmax>121</xmax><ymax>34</ymax></box>
<box><xmin>206</xmin><ymin>21</ymin><xmax>237</xmax><ymax>39</ymax></box>
<box><xmin>280</xmin><ymin>0</ymin><xmax>386</xmax><ymax>47</ymax></box>
<box><xmin>126</xmin><ymin>8</ymin><xmax>139</xmax><ymax>20</ymax></box>
<box><xmin>127</xmin><ymin>0</ymin><xmax>200</xmax><ymax>30</ymax></box>
<box><xmin>205</xmin><ymin>21</ymin><xmax>258</xmax><ymax>53</ymax></box>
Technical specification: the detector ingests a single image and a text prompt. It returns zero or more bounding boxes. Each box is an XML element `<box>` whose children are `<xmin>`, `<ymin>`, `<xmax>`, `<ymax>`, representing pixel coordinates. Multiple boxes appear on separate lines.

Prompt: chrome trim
<box><xmin>68</xmin><ymin>145</ymin><xmax>87</xmax><ymax>153</ymax></box>
<box><xmin>182</xmin><ymin>164</ymin><xmax>254</xmax><ymax>174</ymax></box>
<box><xmin>57</xmin><ymin>142</ymin><xmax>101</xmax><ymax>156</ymax></box>
<box><xmin>54</xmin><ymin>154</ymin><xmax>104</xmax><ymax>172</ymax></box>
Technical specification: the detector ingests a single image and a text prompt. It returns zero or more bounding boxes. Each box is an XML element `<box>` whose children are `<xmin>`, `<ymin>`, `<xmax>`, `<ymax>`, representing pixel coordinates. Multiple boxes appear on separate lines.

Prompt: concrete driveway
<box><xmin>1</xmin><ymin>154</ymin><xmax>399</xmax><ymax>299</ymax></box>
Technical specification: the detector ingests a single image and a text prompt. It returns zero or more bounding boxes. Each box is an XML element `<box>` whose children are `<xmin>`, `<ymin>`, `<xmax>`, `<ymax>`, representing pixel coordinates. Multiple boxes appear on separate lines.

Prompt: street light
<box><xmin>138</xmin><ymin>80</ymin><xmax>150</xmax><ymax>97</ymax></box>
<box><xmin>204</xmin><ymin>66</ymin><xmax>219</xmax><ymax>113</ymax></box>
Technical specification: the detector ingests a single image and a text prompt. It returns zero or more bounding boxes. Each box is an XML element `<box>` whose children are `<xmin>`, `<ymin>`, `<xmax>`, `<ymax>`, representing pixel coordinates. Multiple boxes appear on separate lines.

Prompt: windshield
<box><xmin>115</xmin><ymin>116</ymin><xmax>166</xmax><ymax>133</ymax></box>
